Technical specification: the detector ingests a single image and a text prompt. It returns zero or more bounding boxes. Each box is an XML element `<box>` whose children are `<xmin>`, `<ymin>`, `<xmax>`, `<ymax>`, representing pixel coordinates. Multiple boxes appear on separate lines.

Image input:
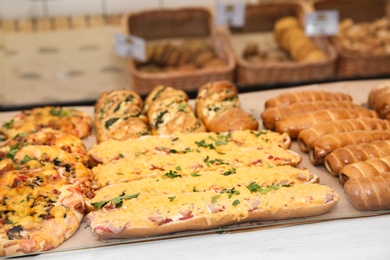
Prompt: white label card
<box><xmin>115</xmin><ymin>33</ymin><xmax>146</xmax><ymax>61</ymax></box>
<box><xmin>305</xmin><ymin>10</ymin><xmax>339</xmax><ymax>36</ymax></box>
<box><xmin>215</xmin><ymin>3</ymin><xmax>245</xmax><ymax>28</ymax></box>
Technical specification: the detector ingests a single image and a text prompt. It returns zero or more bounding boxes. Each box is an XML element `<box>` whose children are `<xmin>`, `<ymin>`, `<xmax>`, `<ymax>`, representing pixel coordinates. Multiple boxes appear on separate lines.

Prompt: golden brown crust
<box><xmin>195</xmin><ymin>81</ymin><xmax>258</xmax><ymax>132</ymax></box>
<box><xmin>344</xmin><ymin>172</ymin><xmax>390</xmax><ymax>211</ymax></box>
<box><xmin>261</xmin><ymin>101</ymin><xmax>362</xmax><ymax>130</ymax></box>
<box><xmin>207</xmin><ymin>107</ymin><xmax>259</xmax><ymax>133</ymax></box>
<box><xmin>275</xmin><ymin>108</ymin><xmax>379</xmax><ymax>139</ymax></box>
<box><xmin>368</xmin><ymin>83</ymin><xmax>390</xmax><ymax>119</ymax></box>
<box><xmin>309</xmin><ymin>130</ymin><xmax>390</xmax><ymax>166</ymax></box>
<box><xmin>264</xmin><ymin>91</ymin><xmax>353</xmax><ymax>108</ymax></box>
<box><xmin>324</xmin><ymin>140</ymin><xmax>390</xmax><ymax>176</ymax></box>
<box><xmin>339</xmin><ymin>155</ymin><xmax>390</xmax><ymax>185</ymax></box>
<box><xmin>297</xmin><ymin>118</ymin><xmax>390</xmax><ymax>152</ymax></box>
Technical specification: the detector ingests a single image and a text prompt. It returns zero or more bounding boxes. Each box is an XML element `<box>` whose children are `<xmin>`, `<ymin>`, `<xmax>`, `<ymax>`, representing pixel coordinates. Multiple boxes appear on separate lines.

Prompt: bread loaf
<box><xmin>297</xmin><ymin>118</ymin><xmax>390</xmax><ymax>152</ymax></box>
<box><xmin>262</xmin><ymin>101</ymin><xmax>362</xmax><ymax>130</ymax></box>
<box><xmin>264</xmin><ymin>90</ymin><xmax>352</xmax><ymax>108</ymax></box>
<box><xmin>195</xmin><ymin>81</ymin><xmax>258</xmax><ymax>132</ymax></box>
<box><xmin>344</xmin><ymin>172</ymin><xmax>390</xmax><ymax>211</ymax></box>
<box><xmin>309</xmin><ymin>130</ymin><xmax>390</xmax><ymax>165</ymax></box>
<box><xmin>324</xmin><ymin>140</ymin><xmax>390</xmax><ymax>176</ymax></box>
<box><xmin>275</xmin><ymin>108</ymin><xmax>378</xmax><ymax>139</ymax></box>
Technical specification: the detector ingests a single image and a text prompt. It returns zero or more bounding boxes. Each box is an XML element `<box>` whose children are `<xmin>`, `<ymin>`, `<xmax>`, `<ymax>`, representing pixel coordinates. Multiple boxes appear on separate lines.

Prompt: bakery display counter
<box><xmin>1</xmin><ymin>78</ymin><xmax>390</xmax><ymax>259</ymax></box>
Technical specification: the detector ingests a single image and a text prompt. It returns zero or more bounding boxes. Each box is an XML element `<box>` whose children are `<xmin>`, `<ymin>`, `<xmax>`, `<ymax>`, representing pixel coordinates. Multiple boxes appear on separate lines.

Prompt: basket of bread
<box><xmin>313</xmin><ymin>0</ymin><xmax>390</xmax><ymax>77</ymax></box>
<box><xmin>221</xmin><ymin>0</ymin><xmax>337</xmax><ymax>86</ymax></box>
<box><xmin>122</xmin><ymin>7</ymin><xmax>235</xmax><ymax>95</ymax></box>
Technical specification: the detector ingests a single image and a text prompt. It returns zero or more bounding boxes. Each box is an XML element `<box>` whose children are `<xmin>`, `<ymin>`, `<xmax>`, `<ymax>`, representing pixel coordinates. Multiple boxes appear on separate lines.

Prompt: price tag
<box><xmin>115</xmin><ymin>33</ymin><xmax>146</xmax><ymax>61</ymax></box>
<box><xmin>305</xmin><ymin>10</ymin><xmax>339</xmax><ymax>36</ymax></box>
<box><xmin>215</xmin><ymin>3</ymin><xmax>245</xmax><ymax>28</ymax></box>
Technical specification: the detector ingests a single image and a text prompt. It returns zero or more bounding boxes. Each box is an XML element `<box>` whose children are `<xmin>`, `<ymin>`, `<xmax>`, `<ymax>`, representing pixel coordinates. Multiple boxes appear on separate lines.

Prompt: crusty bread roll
<box><xmin>265</xmin><ymin>90</ymin><xmax>353</xmax><ymax>108</ymax></box>
<box><xmin>344</xmin><ymin>172</ymin><xmax>390</xmax><ymax>211</ymax></box>
<box><xmin>275</xmin><ymin>107</ymin><xmax>378</xmax><ymax>139</ymax></box>
<box><xmin>145</xmin><ymin>86</ymin><xmax>206</xmax><ymax>135</ymax></box>
<box><xmin>309</xmin><ymin>130</ymin><xmax>390</xmax><ymax>165</ymax></box>
<box><xmin>262</xmin><ymin>101</ymin><xmax>361</xmax><ymax>130</ymax></box>
<box><xmin>324</xmin><ymin>140</ymin><xmax>390</xmax><ymax>176</ymax></box>
<box><xmin>339</xmin><ymin>155</ymin><xmax>390</xmax><ymax>185</ymax></box>
<box><xmin>195</xmin><ymin>81</ymin><xmax>259</xmax><ymax>132</ymax></box>
<box><xmin>368</xmin><ymin>82</ymin><xmax>390</xmax><ymax>119</ymax></box>
<box><xmin>297</xmin><ymin>118</ymin><xmax>390</xmax><ymax>152</ymax></box>
<box><xmin>94</xmin><ymin>90</ymin><xmax>150</xmax><ymax>143</ymax></box>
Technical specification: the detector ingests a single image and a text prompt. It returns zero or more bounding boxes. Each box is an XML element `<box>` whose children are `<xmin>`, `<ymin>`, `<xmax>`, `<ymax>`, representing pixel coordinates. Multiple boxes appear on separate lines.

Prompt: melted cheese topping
<box><xmin>88</xmin><ymin>130</ymin><xmax>292</xmax><ymax>164</ymax></box>
<box><xmin>89</xmin><ymin>165</ymin><xmax>313</xmax><ymax>203</ymax></box>
<box><xmin>92</xmin><ymin>147</ymin><xmax>302</xmax><ymax>187</ymax></box>
<box><xmin>87</xmin><ymin>183</ymin><xmax>337</xmax><ymax>232</ymax></box>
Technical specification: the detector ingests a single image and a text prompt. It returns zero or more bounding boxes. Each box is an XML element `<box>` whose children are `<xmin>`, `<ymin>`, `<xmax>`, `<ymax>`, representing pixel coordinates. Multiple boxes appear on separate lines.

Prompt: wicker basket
<box><xmin>313</xmin><ymin>0</ymin><xmax>390</xmax><ymax>78</ymax></box>
<box><xmin>222</xmin><ymin>1</ymin><xmax>337</xmax><ymax>86</ymax></box>
<box><xmin>122</xmin><ymin>8</ymin><xmax>235</xmax><ymax>96</ymax></box>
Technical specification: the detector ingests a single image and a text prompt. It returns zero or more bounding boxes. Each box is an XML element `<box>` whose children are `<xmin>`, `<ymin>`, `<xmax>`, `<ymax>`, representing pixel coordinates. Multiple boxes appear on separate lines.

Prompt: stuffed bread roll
<box><xmin>275</xmin><ymin>107</ymin><xmax>378</xmax><ymax>139</ymax></box>
<box><xmin>309</xmin><ymin>130</ymin><xmax>390</xmax><ymax>165</ymax></box>
<box><xmin>94</xmin><ymin>90</ymin><xmax>150</xmax><ymax>143</ymax></box>
<box><xmin>261</xmin><ymin>101</ymin><xmax>362</xmax><ymax>130</ymax></box>
<box><xmin>146</xmin><ymin>88</ymin><xmax>206</xmax><ymax>135</ymax></box>
<box><xmin>297</xmin><ymin>118</ymin><xmax>390</xmax><ymax>152</ymax></box>
<box><xmin>324</xmin><ymin>140</ymin><xmax>390</xmax><ymax>176</ymax></box>
<box><xmin>264</xmin><ymin>90</ymin><xmax>352</xmax><ymax>108</ymax></box>
<box><xmin>344</xmin><ymin>172</ymin><xmax>390</xmax><ymax>211</ymax></box>
<box><xmin>339</xmin><ymin>155</ymin><xmax>390</xmax><ymax>186</ymax></box>
<box><xmin>195</xmin><ymin>81</ymin><xmax>258</xmax><ymax>132</ymax></box>
<box><xmin>368</xmin><ymin>83</ymin><xmax>390</xmax><ymax>120</ymax></box>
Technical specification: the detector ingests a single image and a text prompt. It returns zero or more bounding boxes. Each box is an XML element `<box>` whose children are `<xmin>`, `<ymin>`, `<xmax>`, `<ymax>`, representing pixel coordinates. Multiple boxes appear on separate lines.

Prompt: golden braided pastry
<box><xmin>344</xmin><ymin>172</ymin><xmax>390</xmax><ymax>211</ymax></box>
<box><xmin>297</xmin><ymin>118</ymin><xmax>390</xmax><ymax>152</ymax></box>
<box><xmin>309</xmin><ymin>130</ymin><xmax>390</xmax><ymax>165</ymax></box>
<box><xmin>275</xmin><ymin>108</ymin><xmax>378</xmax><ymax>139</ymax></box>
<box><xmin>261</xmin><ymin>101</ymin><xmax>361</xmax><ymax>130</ymax></box>
<box><xmin>264</xmin><ymin>90</ymin><xmax>352</xmax><ymax>108</ymax></box>
<box><xmin>339</xmin><ymin>155</ymin><xmax>390</xmax><ymax>185</ymax></box>
<box><xmin>368</xmin><ymin>83</ymin><xmax>390</xmax><ymax>119</ymax></box>
<box><xmin>324</xmin><ymin>140</ymin><xmax>390</xmax><ymax>176</ymax></box>
<box><xmin>195</xmin><ymin>81</ymin><xmax>258</xmax><ymax>132</ymax></box>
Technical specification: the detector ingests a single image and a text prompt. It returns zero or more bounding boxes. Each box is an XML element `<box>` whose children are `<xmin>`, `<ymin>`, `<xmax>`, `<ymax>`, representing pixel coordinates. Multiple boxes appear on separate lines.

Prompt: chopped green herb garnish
<box><xmin>168</xmin><ymin>196</ymin><xmax>176</xmax><ymax>202</ymax></box>
<box><xmin>191</xmin><ymin>172</ymin><xmax>201</xmax><ymax>177</ymax></box>
<box><xmin>91</xmin><ymin>193</ymin><xmax>139</xmax><ymax>209</ymax></box>
<box><xmin>164</xmin><ymin>170</ymin><xmax>182</xmax><ymax>179</ymax></box>
<box><xmin>222</xmin><ymin>168</ymin><xmax>236</xmax><ymax>176</ymax></box>
<box><xmin>2</xmin><ymin>119</ymin><xmax>14</xmax><ymax>129</ymax></box>
<box><xmin>232</xmin><ymin>199</ymin><xmax>240</xmax><ymax>206</ymax></box>
<box><xmin>20</xmin><ymin>155</ymin><xmax>33</xmax><ymax>164</ymax></box>
<box><xmin>221</xmin><ymin>187</ymin><xmax>240</xmax><ymax>198</ymax></box>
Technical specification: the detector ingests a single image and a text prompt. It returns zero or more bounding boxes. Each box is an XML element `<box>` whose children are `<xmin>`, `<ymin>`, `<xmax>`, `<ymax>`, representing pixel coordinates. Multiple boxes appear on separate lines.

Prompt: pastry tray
<box><xmin>3</xmin><ymin>79</ymin><xmax>390</xmax><ymax>258</ymax></box>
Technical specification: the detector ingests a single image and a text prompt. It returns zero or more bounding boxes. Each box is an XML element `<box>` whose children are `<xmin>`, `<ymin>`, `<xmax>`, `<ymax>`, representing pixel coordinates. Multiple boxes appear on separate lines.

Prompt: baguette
<box><xmin>264</xmin><ymin>90</ymin><xmax>353</xmax><ymax>108</ymax></box>
<box><xmin>368</xmin><ymin>83</ymin><xmax>390</xmax><ymax>119</ymax></box>
<box><xmin>275</xmin><ymin>108</ymin><xmax>378</xmax><ymax>139</ymax></box>
<box><xmin>309</xmin><ymin>130</ymin><xmax>390</xmax><ymax>165</ymax></box>
<box><xmin>339</xmin><ymin>155</ymin><xmax>390</xmax><ymax>185</ymax></box>
<box><xmin>195</xmin><ymin>81</ymin><xmax>258</xmax><ymax>132</ymax></box>
<box><xmin>297</xmin><ymin>118</ymin><xmax>390</xmax><ymax>152</ymax></box>
<box><xmin>344</xmin><ymin>172</ymin><xmax>390</xmax><ymax>211</ymax></box>
<box><xmin>324</xmin><ymin>140</ymin><xmax>390</xmax><ymax>176</ymax></box>
<box><xmin>262</xmin><ymin>101</ymin><xmax>362</xmax><ymax>130</ymax></box>
<box><xmin>86</xmin><ymin>183</ymin><xmax>339</xmax><ymax>239</ymax></box>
